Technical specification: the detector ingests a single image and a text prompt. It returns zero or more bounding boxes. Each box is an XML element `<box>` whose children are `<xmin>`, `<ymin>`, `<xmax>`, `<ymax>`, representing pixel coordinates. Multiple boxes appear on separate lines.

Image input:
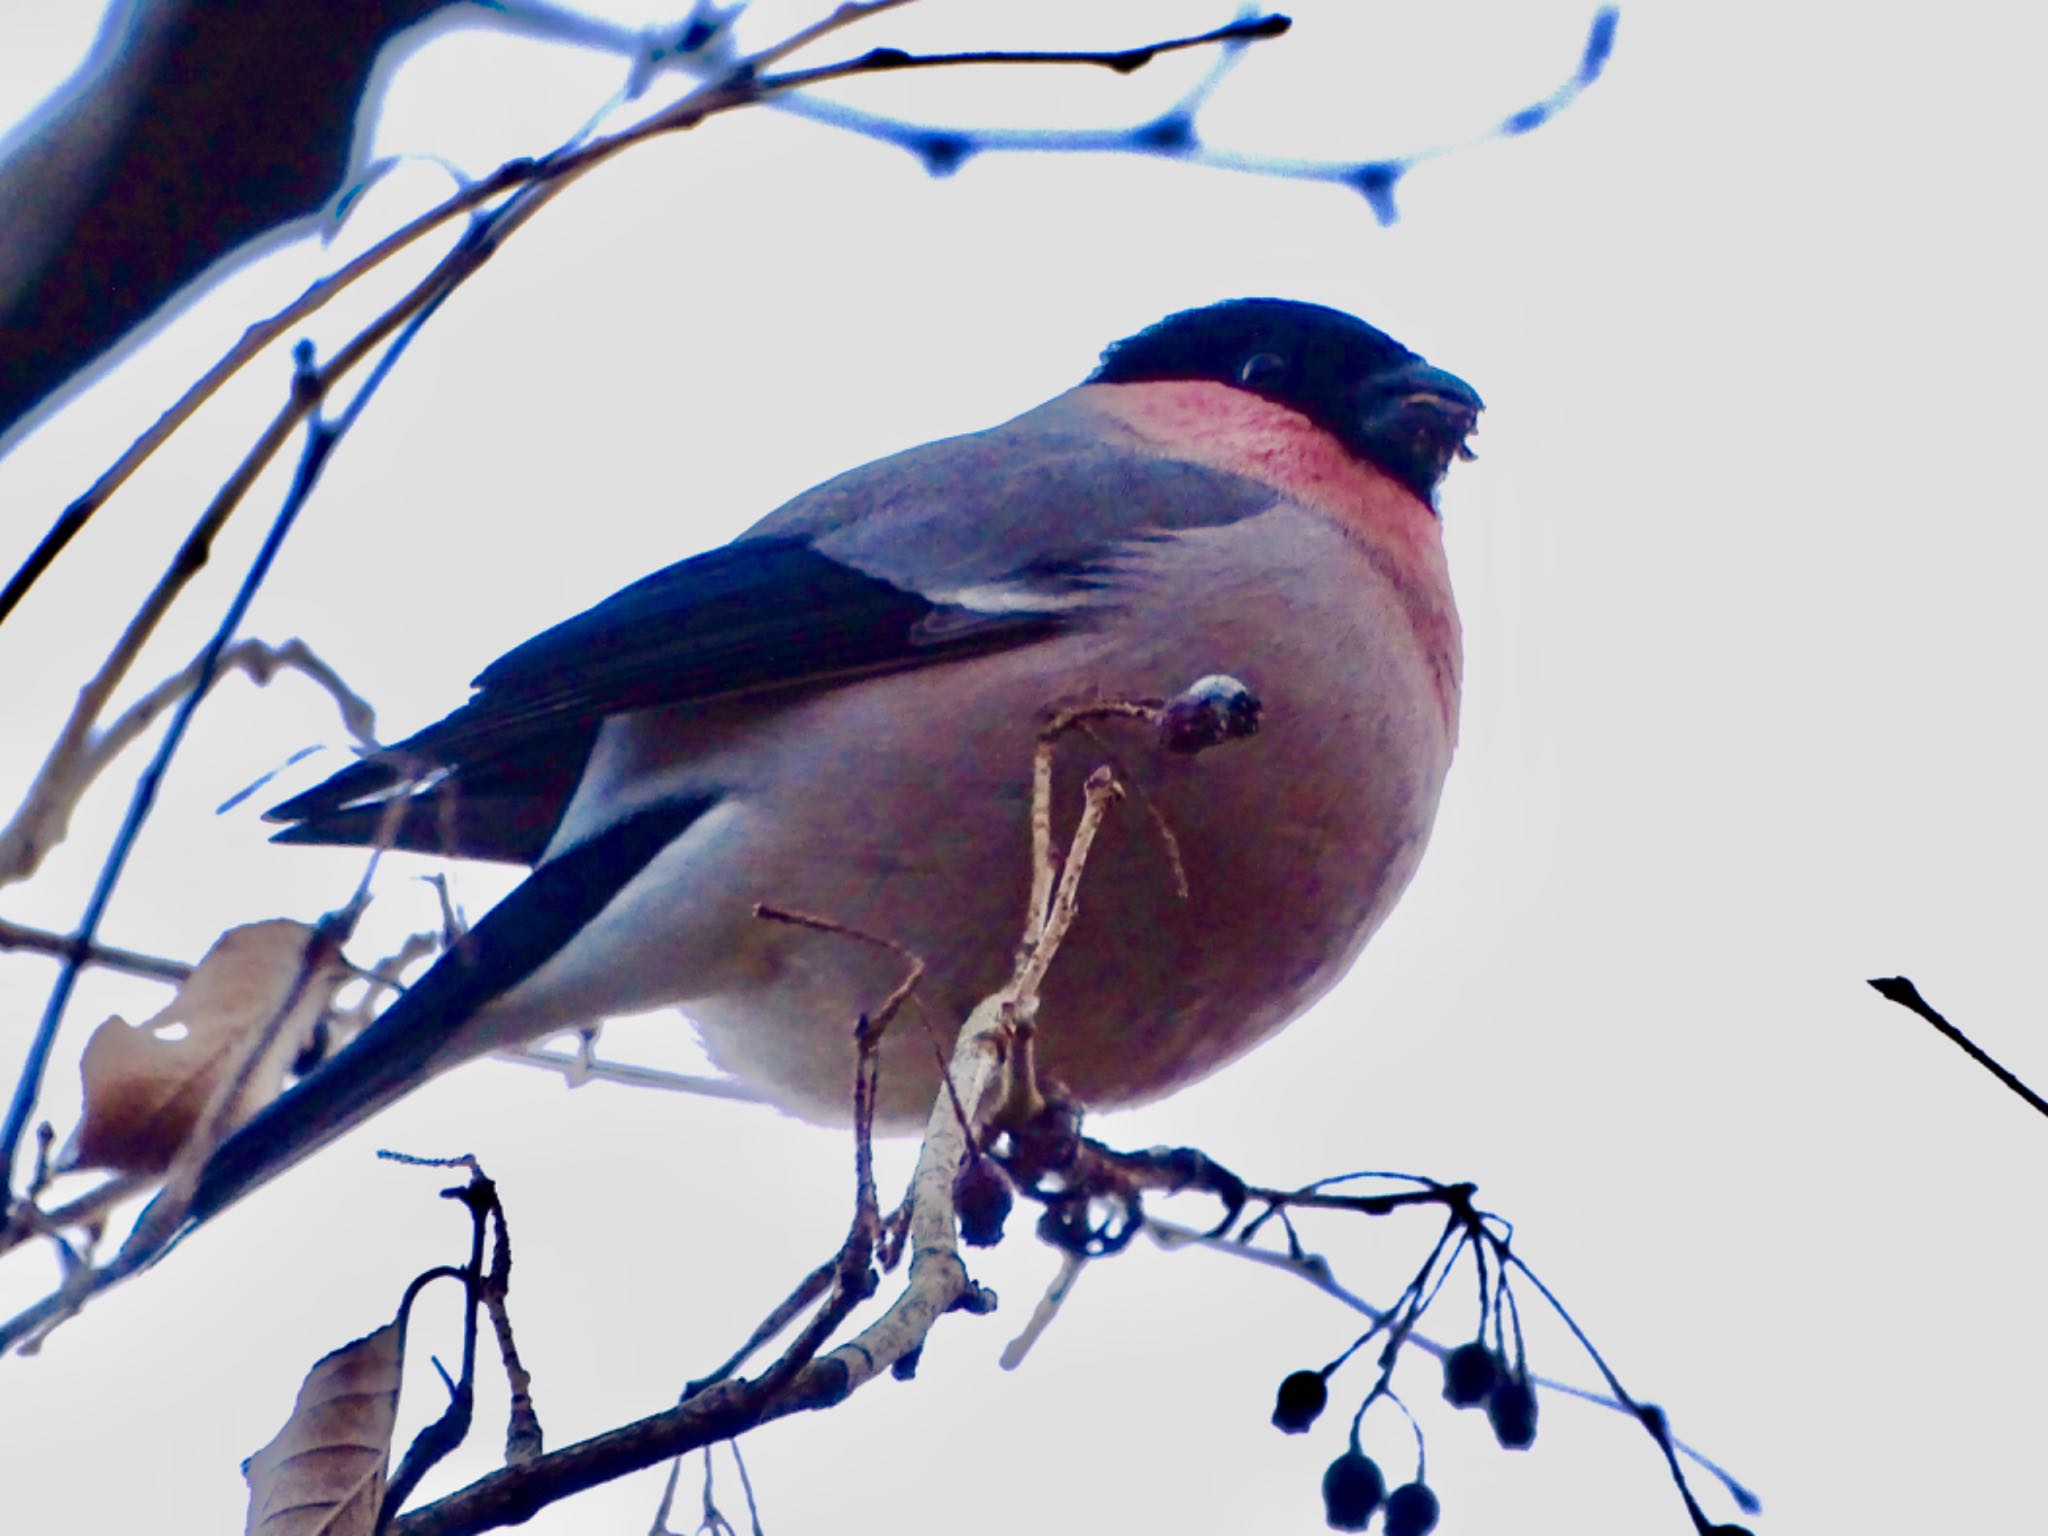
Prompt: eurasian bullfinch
<box><xmin>186</xmin><ymin>298</ymin><xmax>1481</xmax><ymax>1225</ymax></box>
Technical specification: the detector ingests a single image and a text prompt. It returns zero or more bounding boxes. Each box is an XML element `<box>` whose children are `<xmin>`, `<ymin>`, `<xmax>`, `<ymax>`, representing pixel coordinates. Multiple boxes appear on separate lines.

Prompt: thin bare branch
<box><xmin>0</xmin><ymin>919</ymin><xmax>192</xmax><ymax>985</ymax></box>
<box><xmin>1013</xmin><ymin>766</ymin><xmax>1122</xmax><ymax>1009</ymax></box>
<box><xmin>1868</xmin><ymin>976</ymin><xmax>2048</xmax><ymax>1121</ymax></box>
<box><xmin>493</xmin><ymin>1046</ymin><xmax>771</xmax><ymax>1105</ymax></box>
<box><xmin>0</xmin><ymin>637</ymin><xmax>377</xmax><ymax>889</ymax></box>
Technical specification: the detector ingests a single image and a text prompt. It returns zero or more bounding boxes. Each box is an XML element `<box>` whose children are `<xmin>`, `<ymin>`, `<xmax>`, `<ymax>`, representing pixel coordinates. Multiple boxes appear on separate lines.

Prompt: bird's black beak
<box><xmin>1354</xmin><ymin>359</ymin><xmax>1484</xmax><ymax>504</ymax></box>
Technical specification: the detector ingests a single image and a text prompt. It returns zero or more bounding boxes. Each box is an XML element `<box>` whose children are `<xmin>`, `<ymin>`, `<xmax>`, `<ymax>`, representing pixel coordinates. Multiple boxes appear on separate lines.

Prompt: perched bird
<box><xmin>188</xmin><ymin>298</ymin><xmax>1480</xmax><ymax>1225</ymax></box>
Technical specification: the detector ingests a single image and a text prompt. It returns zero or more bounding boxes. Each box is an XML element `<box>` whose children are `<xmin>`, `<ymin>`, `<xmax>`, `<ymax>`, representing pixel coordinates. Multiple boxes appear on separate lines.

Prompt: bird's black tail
<box><xmin>185</xmin><ymin>794</ymin><xmax>718</xmax><ymax>1229</ymax></box>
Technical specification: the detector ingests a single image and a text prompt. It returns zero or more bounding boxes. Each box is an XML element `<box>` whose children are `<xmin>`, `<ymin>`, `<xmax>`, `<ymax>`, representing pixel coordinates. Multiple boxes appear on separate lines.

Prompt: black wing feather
<box><xmin>267</xmin><ymin>735</ymin><xmax>589</xmax><ymax>863</ymax></box>
<box><xmin>268</xmin><ymin>536</ymin><xmax>1063</xmax><ymax>857</ymax></box>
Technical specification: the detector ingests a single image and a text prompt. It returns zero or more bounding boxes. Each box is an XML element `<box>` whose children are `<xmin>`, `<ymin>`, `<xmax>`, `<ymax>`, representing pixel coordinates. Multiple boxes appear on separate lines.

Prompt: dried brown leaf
<box><xmin>71</xmin><ymin>919</ymin><xmax>344</xmax><ymax>1174</ymax></box>
<box><xmin>244</xmin><ymin>1320</ymin><xmax>403</xmax><ymax>1536</ymax></box>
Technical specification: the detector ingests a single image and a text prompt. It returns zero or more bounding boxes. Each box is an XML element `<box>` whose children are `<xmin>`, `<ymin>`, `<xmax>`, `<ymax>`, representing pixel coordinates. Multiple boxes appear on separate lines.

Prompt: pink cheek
<box><xmin>1090</xmin><ymin>380</ymin><xmax>1441</xmax><ymax>547</ymax></box>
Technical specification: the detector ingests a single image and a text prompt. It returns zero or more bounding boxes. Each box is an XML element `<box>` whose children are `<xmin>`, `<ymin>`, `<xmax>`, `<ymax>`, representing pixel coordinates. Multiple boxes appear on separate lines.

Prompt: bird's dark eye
<box><xmin>1237</xmin><ymin>351</ymin><xmax>1287</xmax><ymax>387</ymax></box>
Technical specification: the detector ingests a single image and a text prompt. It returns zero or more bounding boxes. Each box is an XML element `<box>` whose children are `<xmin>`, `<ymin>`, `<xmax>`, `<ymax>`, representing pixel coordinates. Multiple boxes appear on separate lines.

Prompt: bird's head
<box><xmin>1088</xmin><ymin>298</ymin><xmax>1482</xmax><ymax>508</ymax></box>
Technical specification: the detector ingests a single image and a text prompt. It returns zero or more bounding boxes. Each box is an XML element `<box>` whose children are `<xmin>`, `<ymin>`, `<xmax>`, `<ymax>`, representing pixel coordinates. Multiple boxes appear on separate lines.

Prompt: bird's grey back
<box><xmin>744</xmin><ymin>393</ymin><xmax>1281</xmax><ymax>595</ymax></box>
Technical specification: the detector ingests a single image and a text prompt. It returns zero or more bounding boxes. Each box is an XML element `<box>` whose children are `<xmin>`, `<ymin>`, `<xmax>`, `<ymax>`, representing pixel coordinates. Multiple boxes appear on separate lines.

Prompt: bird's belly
<box><xmin>650</xmin><ymin>527</ymin><xmax>1456</xmax><ymax>1127</ymax></box>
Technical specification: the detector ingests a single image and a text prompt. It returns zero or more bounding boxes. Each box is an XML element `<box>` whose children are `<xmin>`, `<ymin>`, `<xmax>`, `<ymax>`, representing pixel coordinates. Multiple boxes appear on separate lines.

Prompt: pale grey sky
<box><xmin>2</xmin><ymin>4</ymin><xmax>2043</xmax><ymax>1533</ymax></box>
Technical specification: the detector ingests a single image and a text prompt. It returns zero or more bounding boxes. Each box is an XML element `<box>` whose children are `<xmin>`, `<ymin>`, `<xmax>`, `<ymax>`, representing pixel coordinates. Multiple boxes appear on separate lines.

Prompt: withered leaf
<box><xmin>72</xmin><ymin>919</ymin><xmax>345</xmax><ymax>1175</ymax></box>
<box><xmin>244</xmin><ymin>1320</ymin><xmax>403</xmax><ymax>1536</ymax></box>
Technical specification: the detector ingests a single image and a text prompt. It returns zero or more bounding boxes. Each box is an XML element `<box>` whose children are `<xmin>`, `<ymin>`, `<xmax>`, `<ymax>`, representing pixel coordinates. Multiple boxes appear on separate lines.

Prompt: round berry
<box><xmin>1320</xmin><ymin>1449</ymin><xmax>1385</xmax><ymax>1532</ymax></box>
<box><xmin>1382</xmin><ymin>1482</ymin><xmax>1441</xmax><ymax>1536</ymax></box>
<box><xmin>952</xmin><ymin>1156</ymin><xmax>1011</xmax><ymax>1247</ymax></box>
<box><xmin>1271</xmin><ymin>1369</ymin><xmax>1329</xmax><ymax>1434</ymax></box>
<box><xmin>1487</xmin><ymin>1375</ymin><xmax>1539</xmax><ymax>1449</ymax></box>
<box><xmin>1441</xmin><ymin>1341</ymin><xmax>1498</xmax><ymax>1407</ymax></box>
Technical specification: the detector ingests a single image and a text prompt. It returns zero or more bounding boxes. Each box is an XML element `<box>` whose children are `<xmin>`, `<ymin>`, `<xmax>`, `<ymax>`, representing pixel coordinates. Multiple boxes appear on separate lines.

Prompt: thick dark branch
<box><xmin>0</xmin><ymin>0</ymin><xmax>452</xmax><ymax>441</ymax></box>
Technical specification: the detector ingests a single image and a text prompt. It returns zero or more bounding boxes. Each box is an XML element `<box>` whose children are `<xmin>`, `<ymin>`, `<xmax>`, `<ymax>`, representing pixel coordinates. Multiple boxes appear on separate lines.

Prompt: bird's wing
<box><xmin>267</xmin><ymin>408</ymin><xmax>1277</xmax><ymax>863</ymax></box>
<box><xmin>267</xmin><ymin>535</ymin><xmax>1062</xmax><ymax>860</ymax></box>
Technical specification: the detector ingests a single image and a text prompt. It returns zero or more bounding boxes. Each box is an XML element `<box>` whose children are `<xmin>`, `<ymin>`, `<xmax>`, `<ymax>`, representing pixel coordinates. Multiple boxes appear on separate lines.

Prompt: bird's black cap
<box><xmin>1089</xmin><ymin>298</ymin><xmax>1482</xmax><ymax>507</ymax></box>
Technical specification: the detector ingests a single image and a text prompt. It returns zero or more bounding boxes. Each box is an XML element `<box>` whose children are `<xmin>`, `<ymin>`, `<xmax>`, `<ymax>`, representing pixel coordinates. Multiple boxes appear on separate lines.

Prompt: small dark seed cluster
<box><xmin>1442</xmin><ymin>1340</ymin><xmax>1537</xmax><ymax>1450</ymax></box>
<box><xmin>1272</xmin><ymin>1369</ymin><xmax>1329</xmax><ymax>1434</ymax></box>
<box><xmin>951</xmin><ymin>1155</ymin><xmax>1012</xmax><ymax>1247</ymax></box>
<box><xmin>1440</xmin><ymin>1341</ymin><xmax>1495</xmax><ymax>1407</ymax></box>
<box><xmin>1317</xmin><ymin>1448</ymin><xmax>1440</xmax><ymax>1536</ymax></box>
<box><xmin>1274</xmin><ymin>1372</ymin><xmax>1444</xmax><ymax>1533</ymax></box>
<box><xmin>1320</xmin><ymin>1449</ymin><xmax>1384</xmax><ymax>1531</ymax></box>
<box><xmin>1383</xmin><ymin>1481</ymin><xmax>1441</xmax><ymax>1536</ymax></box>
<box><xmin>1247</xmin><ymin>1170</ymin><xmax>1753</xmax><ymax>1530</ymax></box>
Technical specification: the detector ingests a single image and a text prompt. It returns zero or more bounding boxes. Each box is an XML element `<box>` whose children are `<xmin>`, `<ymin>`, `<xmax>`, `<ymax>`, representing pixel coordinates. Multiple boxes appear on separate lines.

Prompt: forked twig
<box><xmin>385</xmin><ymin>690</ymin><xmax>1162</xmax><ymax>1534</ymax></box>
<box><xmin>0</xmin><ymin>636</ymin><xmax>377</xmax><ymax>889</ymax></box>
